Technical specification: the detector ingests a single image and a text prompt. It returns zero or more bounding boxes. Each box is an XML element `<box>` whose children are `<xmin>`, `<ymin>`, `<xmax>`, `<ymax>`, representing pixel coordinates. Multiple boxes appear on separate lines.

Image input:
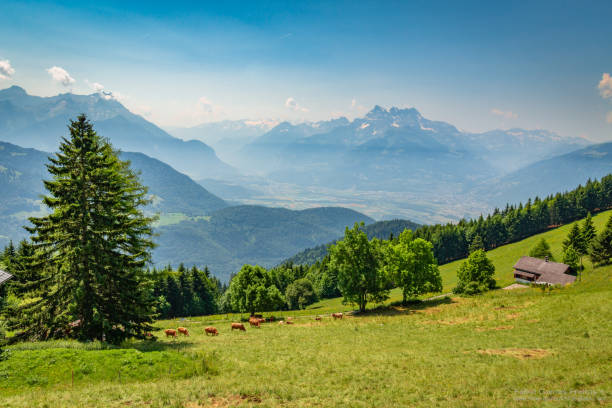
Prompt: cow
<box><xmin>165</xmin><ymin>329</ymin><xmax>177</xmax><ymax>338</ymax></box>
<box><xmin>332</xmin><ymin>313</ymin><xmax>343</xmax><ymax>319</ymax></box>
<box><xmin>257</xmin><ymin>318</ymin><xmax>266</xmax><ymax>324</ymax></box>
<box><xmin>231</xmin><ymin>322</ymin><xmax>246</xmax><ymax>331</ymax></box>
<box><xmin>204</xmin><ymin>326</ymin><xmax>219</xmax><ymax>336</ymax></box>
<box><xmin>177</xmin><ymin>327</ymin><xmax>189</xmax><ymax>336</ymax></box>
<box><xmin>286</xmin><ymin>320</ymin><xmax>294</xmax><ymax>325</ymax></box>
<box><xmin>278</xmin><ymin>320</ymin><xmax>285</xmax><ymax>325</ymax></box>
<box><xmin>267</xmin><ymin>316</ymin><xmax>276</xmax><ymax>322</ymax></box>
<box><xmin>248</xmin><ymin>317</ymin><xmax>261</xmax><ymax>328</ymax></box>
<box><xmin>315</xmin><ymin>316</ymin><xmax>321</xmax><ymax>321</ymax></box>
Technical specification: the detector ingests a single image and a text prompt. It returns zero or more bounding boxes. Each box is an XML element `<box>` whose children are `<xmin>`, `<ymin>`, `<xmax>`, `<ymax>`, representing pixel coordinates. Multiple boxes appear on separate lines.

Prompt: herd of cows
<box><xmin>161</xmin><ymin>312</ymin><xmax>345</xmax><ymax>339</ymax></box>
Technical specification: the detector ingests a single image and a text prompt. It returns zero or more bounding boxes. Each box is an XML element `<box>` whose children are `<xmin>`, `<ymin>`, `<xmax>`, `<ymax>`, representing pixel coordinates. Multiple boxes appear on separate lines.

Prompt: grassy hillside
<box><xmin>2</xmin><ymin>212</ymin><xmax>611</xmax><ymax>407</ymax></box>
<box><xmin>437</xmin><ymin>209</ymin><xmax>612</xmax><ymax>291</ymax></box>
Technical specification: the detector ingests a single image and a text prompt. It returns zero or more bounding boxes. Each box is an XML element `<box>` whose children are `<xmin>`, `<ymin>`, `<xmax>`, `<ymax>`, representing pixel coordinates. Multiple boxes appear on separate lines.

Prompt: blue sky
<box><xmin>1</xmin><ymin>0</ymin><xmax>611</xmax><ymax>140</ymax></box>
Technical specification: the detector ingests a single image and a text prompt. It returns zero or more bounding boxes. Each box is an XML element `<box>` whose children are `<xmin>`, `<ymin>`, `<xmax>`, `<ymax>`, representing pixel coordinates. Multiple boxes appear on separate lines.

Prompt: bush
<box><xmin>285</xmin><ymin>278</ymin><xmax>318</xmax><ymax>310</ymax></box>
<box><xmin>454</xmin><ymin>250</ymin><xmax>496</xmax><ymax>295</ymax></box>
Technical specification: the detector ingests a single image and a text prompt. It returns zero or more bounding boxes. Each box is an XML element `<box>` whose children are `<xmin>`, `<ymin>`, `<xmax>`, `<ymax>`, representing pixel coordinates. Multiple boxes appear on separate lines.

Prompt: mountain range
<box><xmin>2</xmin><ymin>85</ymin><xmax>611</xmax><ymax>280</ymax></box>
<box><xmin>0</xmin><ymin>86</ymin><xmax>235</xmax><ymax>180</ymax></box>
<box><xmin>0</xmin><ymin>140</ymin><xmax>373</xmax><ymax>280</ymax></box>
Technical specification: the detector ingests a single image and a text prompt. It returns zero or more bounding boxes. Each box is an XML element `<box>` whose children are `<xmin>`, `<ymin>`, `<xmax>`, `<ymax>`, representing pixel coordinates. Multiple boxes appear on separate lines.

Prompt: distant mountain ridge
<box><xmin>235</xmin><ymin>106</ymin><xmax>589</xmax><ymax>192</ymax></box>
<box><xmin>0</xmin><ymin>140</ymin><xmax>227</xmax><ymax>247</ymax></box>
<box><xmin>0</xmin><ymin>86</ymin><xmax>236</xmax><ymax>180</ymax></box>
<box><xmin>478</xmin><ymin>141</ymin><xmax>612</xmax><ymax>206</ymax></box>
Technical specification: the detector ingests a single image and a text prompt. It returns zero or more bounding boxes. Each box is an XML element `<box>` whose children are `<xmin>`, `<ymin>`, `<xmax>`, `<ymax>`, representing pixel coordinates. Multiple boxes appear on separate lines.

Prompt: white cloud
<box><xmin>0</xmin><ymin>59</ymin><xmax>15</xmax><ymax>79</ymax></box>
<box><xmin>598</xmin><ymin>73</ymin><xmax>612</xmax><ymax>99</ymax></box>
<box><xmin>491</xmin><ymin>108</ymin><xmax>518</xmax><ymax>119</ymax></box>
<box><xmin>85</xmin><ymin>79</ymin><xmax>105</xmax><ymax>92</ymax></box>
<box><xmin>607</xmin><ymin>112</ymin><xmax>612</xmax><ymax>124</ymax></box>
<box><xmin>197</xmin><ymin>96</ymin><xmax>214</xmax><ymax>113</ymax></box>
<box><xmin>351</xmin><ymin>98</ymin><xmax>357</xmax><ymax>108</ymax></box>
<box><xmin>46</xmin><ymin>66</ymin><xmax>75</xmax><ymax>87</ymax></box>
<box><xmin>285</xmin><ymin>97</ymin><xmax>308</xmax><ymax>112</ymax></box>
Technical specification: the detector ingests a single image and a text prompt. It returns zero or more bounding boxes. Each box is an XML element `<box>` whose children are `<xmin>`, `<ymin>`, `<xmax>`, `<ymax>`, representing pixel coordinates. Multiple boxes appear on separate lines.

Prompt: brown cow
<box><xmin>164</xmin><ymin>329</ymin><xmax>177</xmax><ymax>338</ymax></box>
<box><xmin>332</xmin><ymin>313</ymin><xmax>343</xmax><ymax>319</ymax></box>
<box><xmin>248</xmin><ymin>317</ymin><xmax>261</xmax><ymax>328</ymax></box>
<box><xmin>285</xmin><ymin>320</ymin><xmax>294</xmax><ymax>325</ymax></box>
<box><xmin>315</xmin><ymin>316</ymin><xmax>321</xmax><ymax>321</ymax></box>
<box><xmin>177</xmin><ymin>327</ymin><xmax>190</xmax><ymax>336</ymax></box>
<box><xmin>257</xmin><ymin>318</ymin><xmax>266</xmax><ymax>324</ymax></box>
<box><xmin>231</xmin><ymin>322</ymin><xmax>246</xmax><ymax>331</ymax></box>
<box><xmin>204</xmin><ymin>327</ymin><xmax>219</xmax><ymax>336</ymax></box>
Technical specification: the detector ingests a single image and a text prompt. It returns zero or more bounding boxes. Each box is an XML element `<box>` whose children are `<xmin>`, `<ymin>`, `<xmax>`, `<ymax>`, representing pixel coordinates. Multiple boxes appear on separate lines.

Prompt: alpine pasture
<box><xmin>1</xmin><ymin>212</ymin><xmax>611</xmax><ymax>407</ymax></box>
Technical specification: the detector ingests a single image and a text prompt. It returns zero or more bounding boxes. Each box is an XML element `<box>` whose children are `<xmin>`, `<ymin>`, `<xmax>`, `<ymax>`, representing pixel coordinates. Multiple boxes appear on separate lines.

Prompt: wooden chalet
<box><xmin>513</xmin><ymin>256</ymin><xmax>576</xmax><ymax>285</ymax></box>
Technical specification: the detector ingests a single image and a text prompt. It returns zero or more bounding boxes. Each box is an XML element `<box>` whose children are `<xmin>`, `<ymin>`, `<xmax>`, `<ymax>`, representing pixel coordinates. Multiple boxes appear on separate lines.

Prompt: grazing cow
<box><xmin>278</xmin><ymin>320</ymin><xmax>285</xmax><ymax>325</ymax></box>
<box><xmin>231</xmin><ymin>322</ymin><xmax>246</xmax><ymax>331</ymax></box>
<box><xmin>204</xmin><ymin>327</ymin><xmax>219</xmax><ymax>336</ymax></box>
<box><xmin>248</xmin><ymin>317</ymin><xmax>261</xmax><ymax>328</ymax></box>
<box><xmin>177</xmin><ymin>327</ymin><xmax>190</xmax><ymax>336</ymax></box>
<box><xmin>332</xmin><ymin>313</ymin><xmax>343</xmax><ymax>319</ymax></box>
<box><xmin>286</xmin><ymin>320</ymin><xmax>294</xmax><ymax>325</ymax></box>
<box><xmin>315</xmin><ymin>316</ymin><xmax>321</xmax><ymax>321</ymax></box>
<box><xmin>165</xmin><ymin>329</ymin><xmax>177</xmax><ymax>338</ymax></box>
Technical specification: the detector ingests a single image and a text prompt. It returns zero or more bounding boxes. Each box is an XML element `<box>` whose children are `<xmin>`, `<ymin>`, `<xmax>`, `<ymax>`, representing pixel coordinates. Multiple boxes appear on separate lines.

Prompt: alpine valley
<box><xmin>1</xmin><ymin>85</ymin><xmax>610</xmax><ymax>280</ymax></box>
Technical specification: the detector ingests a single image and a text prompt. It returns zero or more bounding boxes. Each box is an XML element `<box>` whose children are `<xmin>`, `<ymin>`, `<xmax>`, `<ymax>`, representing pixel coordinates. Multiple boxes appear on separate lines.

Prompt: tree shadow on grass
<box><xmin>354</xmin><ymin>296</ymin><xmax>454</xmax><ymax>317</ymax></box>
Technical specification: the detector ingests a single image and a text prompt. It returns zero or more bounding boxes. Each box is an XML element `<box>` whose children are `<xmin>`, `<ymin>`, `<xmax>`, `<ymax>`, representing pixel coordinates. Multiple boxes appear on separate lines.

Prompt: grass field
<box><xmin>1</xmin><ymin>212</ymin><xmax>611</xmax><ymax>407</ymax></box>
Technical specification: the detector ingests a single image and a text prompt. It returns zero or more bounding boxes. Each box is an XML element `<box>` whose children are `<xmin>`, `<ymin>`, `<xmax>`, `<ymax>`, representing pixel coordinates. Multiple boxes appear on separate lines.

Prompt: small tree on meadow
<box><xmin>581</xmin><ymin>213</ymin><xmax>596</xmax><ymax>251</ymax></box>
<box><xmin>329</xmin><ymin>223</ymin><xmax>389</xmax><ymax>312</ymax></box>
<box><xmin>591</xmin><ymin>216</ymin><xmax>612</xmax><ymax>265</ymax></box>
<box><xmin>228</xmin><ymin>264</ymin><xmax>285</xmax><ymax>315</ymax></box>
<box><xmin>529</xmin><ymin>238</ymin><xmax>554</xmax><ymax>261</ymax></box>
<box><xmin>454</xmin><ymin>250</ymin><xmax>496</xmax><ymax>295</ymax></box>
<box><xmin>384</xmin><ymin>230</ymin><xmax>442</xmax><ymax>304</ymax></box>
<box><xmin>563</xmin><ymin>223</ymin><xmax>587</xmax><ymax>269</ymax></box>
<box><xmin>562</xmin><ymin>246</ymin><xmax>580</xmax><ymax>272</ymax></box>
<box><xmin>285</xmin><ymin>278</ymin><xmax>318</xmax><ymax>310</ymax></box>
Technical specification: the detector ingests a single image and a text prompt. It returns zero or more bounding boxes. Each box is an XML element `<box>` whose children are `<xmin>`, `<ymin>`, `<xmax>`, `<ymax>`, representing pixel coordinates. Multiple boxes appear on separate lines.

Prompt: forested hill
<box><xmin>154</xmin><ymin>206</ymin><xmax>374</xmax><ymax>280</ymax></box>
<box><xmin>0</xmin><ymin>141</ymin><xmax>227</xmax><ymax>246</ymax></box>
<box><xmin>283</xmin><ymin>219</ymin><xmax>421</xmax><ymax>265</ymax></box>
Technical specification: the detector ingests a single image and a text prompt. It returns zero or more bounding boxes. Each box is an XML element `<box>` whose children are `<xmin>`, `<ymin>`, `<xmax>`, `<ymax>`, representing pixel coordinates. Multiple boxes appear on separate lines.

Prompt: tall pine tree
<box><xmin>12</xmin><ymin>115</ymin><xmax>156</xmax><ymax>343</ymax></box>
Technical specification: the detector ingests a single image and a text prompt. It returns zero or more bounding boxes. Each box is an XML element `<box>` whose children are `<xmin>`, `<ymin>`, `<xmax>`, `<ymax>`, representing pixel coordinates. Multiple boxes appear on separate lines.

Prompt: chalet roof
<box><xmin>0</xmin><ymin>269</ymin><xmax>13</xmax><ymax>286</ymax></box>
<box><xmin>513</xmin><ymin>256</ymin><xmax>576</xmax><ymax>285</ymax></box>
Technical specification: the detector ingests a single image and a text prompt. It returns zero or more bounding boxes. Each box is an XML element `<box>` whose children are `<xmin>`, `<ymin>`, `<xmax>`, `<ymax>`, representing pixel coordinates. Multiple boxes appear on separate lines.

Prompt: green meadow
<box><xmin>1</xmin><ymin>211</ymin><xmax>611</xmax><ymax>407</ymax></box>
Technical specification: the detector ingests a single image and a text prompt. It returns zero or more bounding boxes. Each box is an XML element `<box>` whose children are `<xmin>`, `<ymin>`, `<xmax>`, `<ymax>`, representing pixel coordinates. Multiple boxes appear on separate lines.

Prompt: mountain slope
<box><xmin>283</xmin><ymin>219</ymin><xmax>421</xmax><ymax>266</ymax></box>
<box><xmin>154</xmin><ymin>206</ymin><xmax>374</xmax><ymax>279</ymax></box>
<box><xmin>0</xmin><ymin>86</ymin><xmax>236</xmax><ymax>180</ymax></box>
<box><xmin>0</xmin><ymin>141</ymin><xmax>227</xmax><ymax>245</ymax></box>
<box><xmin>478</xmin><ymin>142</ymin><xmax>612</xmax><ymax>206</ymax></box>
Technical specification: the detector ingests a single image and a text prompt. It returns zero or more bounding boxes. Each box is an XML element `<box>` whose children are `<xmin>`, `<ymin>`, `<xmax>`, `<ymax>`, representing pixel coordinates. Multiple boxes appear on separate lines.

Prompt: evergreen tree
<box><xmin>10</xmin><ymin>115</ymin><xmax>156</xmax><ymax>343</ymax></box>
<box><xmin>468</xmin><ymin>234</ymin><xmax>485</xmax><ymax>253</ymax></box>
<box><xmin>529</xmin><ymin>238</ymin><xmax>554</xmax><ymax>261</ymax></box>
<box><xmin>563</xmin><ymin>223</ymin><xmax>587</xmax><ymax>269</ymax></box>
<box><xmin>581</xmin><ymin>212</ymin><xmax>596</xmax><ymax>250</ymax></box>
<box><xmin>591</xmin><ymin>216</ymin><xmax>612</xmax><ymax>265</ymax></box>
<box><xmin>562</xmin><ymin>246</ymin><xmax>580</xmax><ymax>272</ymax></box>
